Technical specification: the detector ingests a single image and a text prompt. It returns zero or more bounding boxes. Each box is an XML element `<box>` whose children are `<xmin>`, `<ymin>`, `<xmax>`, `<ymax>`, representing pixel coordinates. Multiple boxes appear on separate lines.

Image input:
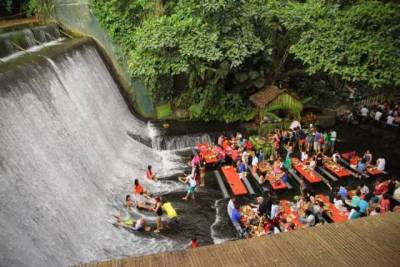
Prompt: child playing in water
<box><xmin>146</xmin><ymin>165</ymin><xmax>157</xmax><ymax>181</ymax></box>
<box><xmin>151</xmin><ymin>197</ymin><xmax>163</xmax><ymax>233</ymax></box>
<box><xmin>113</xmin><ymin>214</ymin><xmax>150</xmax><ymax>231</ymax></box>
<box><xmin>188</xmin><ymin>237</ymin><xmax>199</xmax><ymax>248</ymax></box>
<box><xmin>179</xmin><ymin>174</ymin><xmax>197</xmax><ymax>201</ymax></box>
<box><xmin>134</xmin><ymin>179</ymin><xmax>148</xmax><ymax>196</ymax></box>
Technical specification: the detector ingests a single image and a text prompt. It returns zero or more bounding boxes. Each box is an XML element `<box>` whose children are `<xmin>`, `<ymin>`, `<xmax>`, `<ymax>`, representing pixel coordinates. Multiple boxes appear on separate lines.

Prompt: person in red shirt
<box><xmin>189</xmin><ymin>237</ymin><xmax>199</xmax><ymax>248</ymax></box>
<box><xmin>245</xmin><ymin>139</ymin><xmax>253</xmax><ymax>150</ymax></box>
<box><xmin>380</xmin><ymin>194</ymin><xmax>391</xmax><ymax>213</ymax></box>
<box><xmin>374</xmin><ymin>179</ymin><xmax>389</xmax><ymax>196</ymax></box>
<box><xmin>134</xmin><ymin>179</ymin><xmax>146</xmax><ymax>195</ymax></box>
<box><xmin>146</xmin><ymin>165</ymin><xmax>157</xmax><ymax>181</ymax></box>
<box><xmin>222</xmin><ymin>138</ymin><xmax>231</xmax><ymax>150</ymax></box>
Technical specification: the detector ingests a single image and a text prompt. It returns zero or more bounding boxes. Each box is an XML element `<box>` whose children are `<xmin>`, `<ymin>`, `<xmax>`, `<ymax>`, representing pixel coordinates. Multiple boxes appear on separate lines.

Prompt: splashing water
<box><xmin>0</xmin><ymin>40</ymin><xmax>192</xmax><ymax>267</ymax></box>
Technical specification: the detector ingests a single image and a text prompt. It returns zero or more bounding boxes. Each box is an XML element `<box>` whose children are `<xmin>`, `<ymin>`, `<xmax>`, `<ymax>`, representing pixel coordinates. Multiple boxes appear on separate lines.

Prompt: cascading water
<box><xmin>147</xmin><ymin>122</ymin><xmax>213</xmax><ymax>150</ymax></box>
<box><xmin>0</xmin><ymin>24</ymin><xmax>60</xmax><ymax>58</ymax></box>
<box><xmin>146</xmin><ymin>120</ymin><xmax>240</xmax><ymax>151</ymax></box>
<box><xmin>0</xmin><ymin>39</ymin><xmax>188</xmax><ymax>267</ymax></box>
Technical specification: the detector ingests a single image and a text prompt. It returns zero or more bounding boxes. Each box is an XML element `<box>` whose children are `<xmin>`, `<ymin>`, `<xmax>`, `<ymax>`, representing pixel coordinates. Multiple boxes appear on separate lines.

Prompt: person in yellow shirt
<box><xmin>162</xmin><ymin>201</ymin><xmax>179</xmax><ymax>227</ymax></box>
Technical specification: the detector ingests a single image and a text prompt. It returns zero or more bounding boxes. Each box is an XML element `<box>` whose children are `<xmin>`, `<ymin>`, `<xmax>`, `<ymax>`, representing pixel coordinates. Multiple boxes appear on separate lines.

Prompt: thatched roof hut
<box><xmin>249</xmin><ymin>85</ymin><xmax>303</xmax><ymax>119</ymax></box>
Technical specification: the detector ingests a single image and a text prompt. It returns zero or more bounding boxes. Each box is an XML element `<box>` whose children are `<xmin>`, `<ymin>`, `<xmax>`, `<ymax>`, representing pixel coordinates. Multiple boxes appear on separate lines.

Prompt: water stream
<box><xmin>0</xmin><ymin>40</ymin><xmax>209</xmax><ymax>266</ymax></box>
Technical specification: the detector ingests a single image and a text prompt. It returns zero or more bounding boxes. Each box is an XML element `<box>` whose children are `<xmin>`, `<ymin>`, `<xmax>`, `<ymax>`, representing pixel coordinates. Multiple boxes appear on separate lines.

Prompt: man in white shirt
<box><xmin>332</xmin><ymin>152</ymin><xmax>341</xmax><ymax>163</ymax></box>
<box><xmin>387</xmin><ymin>115</ymin><xmax>395</xmax><ymax>125</ymax></box>
<box><xmin>360</xmin><ymin>106</ymin><xmax>369</xmax><ymax>117</ymax></box>
<box><xmin>330</xmin><ymin>130</ymin><xmax>337</xmax><ymax>153</ymax></box>
<box><xmin>374</xmin><ymin>110</ymin><xmax>383</xmax><ymax>121</ymax></box>
<box><xmin>251</xmin><ymin>156</ymin><xmax>259</xmax><ymax>171</ymax></box>
<box><xmin>393</xmin><ymin>186</ymin><xmax>400</xmax><ymax>202</ymax></box>
<box><xmin>301</xmin><ymin>151</ymin><xmax>308</xmax><ymax>162</ymax></box>
<box><xmin>376</xmin><ymin>158</ymin><xmax>385</xmax><ymax>171</ymax></box>
<box><xmin>270</xmin><ymin>200</ymin><xmax>279</xmax><ymax>219</ymax></box>
<box><xmin>359</xmin><ymin>183</ymin><xmax>370</xmax><ymax>195</ymax></box>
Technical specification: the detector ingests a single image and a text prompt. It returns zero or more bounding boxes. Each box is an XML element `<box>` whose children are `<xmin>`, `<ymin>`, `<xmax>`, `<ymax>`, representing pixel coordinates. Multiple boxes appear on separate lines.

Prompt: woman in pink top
<box><xmin>191</xmin><ymin>155</ymin><xmax>200</xmax><ymax>168</ymax></box>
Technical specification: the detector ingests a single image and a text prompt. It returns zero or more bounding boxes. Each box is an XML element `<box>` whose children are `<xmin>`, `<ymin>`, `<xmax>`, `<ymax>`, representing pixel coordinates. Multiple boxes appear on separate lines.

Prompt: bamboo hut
<box><xmin>249</xmin><ymin>85</ymin><xmax>303</xmax><ymax>121</ymax></box>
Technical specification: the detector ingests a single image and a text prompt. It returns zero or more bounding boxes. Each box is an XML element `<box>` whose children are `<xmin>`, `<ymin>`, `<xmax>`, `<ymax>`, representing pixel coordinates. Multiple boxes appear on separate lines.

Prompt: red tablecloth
<box><xmin>341</xmin><ymin>151</ymin><xmax>383</xmax><ymax>176</ymax></box>
<box><xmin>323</xmin><ymin>159</ymin><xmax>351</xmax><ymax>178</ymax></box>
<box><xmin>279</xmin><ymin>200</ymin><xmax>301</xmax><ymax>227</ymax></box>
<box><xmin>317</xmin><ymin>194</ymin><xmax>348</xmax><ymax>223</ymax></box>
<box><xmin>292</xmin><ymin>158</ymin><xmax>321</xmax><ymax>183</ymax></box>
<box><xmin>367</xmin><ymin>167</ymin><xmax>384</xmax><ymax>176</ymax></box>
<box><xmin>225</xmin><ymin>147</ymin><xmax>240</xmax><ymax>161</ymax></box>
<box><xmin>220</xmin><ymin>165</ymin><xmax>248</xmax><ymax>196</ymax></box>
<box><xmin>341</xmin><ymin>151</ymin><xmax>356</xmax><ymax>160</ymax></box>
<box><xmin>267</xmin><ymin>174</ymin><xmax>287</xmax><ymax>190</ymax></box>
<box><xmin>196</xmin><ymin>143</ymin><xmax>218</xmax><ymax>164</ymax></box>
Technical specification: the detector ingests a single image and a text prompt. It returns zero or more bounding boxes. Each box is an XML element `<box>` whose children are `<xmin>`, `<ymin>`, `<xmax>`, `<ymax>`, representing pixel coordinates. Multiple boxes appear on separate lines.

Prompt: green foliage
<box><xmin>5</xmin><ymin>0</ymin><xmax>13</xmax><ymax>13</ymax></box>
<box><xmin>156</xmin><ymin>102</ymin><xmax>173</xmax><ymax>119</ymax></box>
<box><xmin>91</xmin><ymin>0</ymin><xmax>400</xmax><ymax>122</ymax></box>
<box><xmin>0</xmin><ymin>0</ymin><xmax>29</xmax><ymax>18</ymax></box>
<box><xmin>92</xmin><ymin>0</ymin><xmax>277</xmax><ymax>122</ymax></box>
<box><xmin>180</xmin><ymin>86</ymin><xmax>255</xmax><ymax>122</ymax></box>
<box><xmin>288</xmin><ymin>0</ymin><xmax>400</xmax><ymax>89</ymax></box>
<box><xmin>27</xmin><ymin>0</ymin><xmax>55</xmax><ymax>21</ymax></box>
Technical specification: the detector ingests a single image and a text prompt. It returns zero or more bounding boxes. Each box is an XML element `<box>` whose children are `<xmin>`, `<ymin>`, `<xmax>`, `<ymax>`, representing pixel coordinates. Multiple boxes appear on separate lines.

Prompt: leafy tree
<box><xmin>287</xmin><ymin>0</ymin><xmax>400</xmax><ymax>89</ymax></box>
<box><xmin>91</xmin><ymin>0</ymin><xmax>400</xmax><ymax>122</ymax></box>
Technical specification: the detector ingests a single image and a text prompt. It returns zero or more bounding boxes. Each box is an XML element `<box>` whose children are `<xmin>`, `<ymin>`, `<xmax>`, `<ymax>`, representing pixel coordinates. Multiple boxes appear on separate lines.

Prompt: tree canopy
<box><xmin>92</xmin><ymin>0</ymin><xmax>400</xmax><ymax>122</ymax></box>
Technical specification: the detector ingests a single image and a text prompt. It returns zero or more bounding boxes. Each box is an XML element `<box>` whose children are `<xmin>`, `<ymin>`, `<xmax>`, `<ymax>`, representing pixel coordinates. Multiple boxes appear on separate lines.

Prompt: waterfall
<box><xmin>0</xmin><ymin>40</ymin><xmax>186</xmax><ymax>267</ymax></box>
<box><xmin>146</xmin><ymin>121</ymin><xmax>218</xmax><ymax>151</ymax></box>
<box><xmin>0</xmin><ymin>24</ymin><xmax>61</xmax><ymax>58</ymax></box>
<box><xmin>151</xmin><ymin>134</ymin><xmax>214</xmax><ymax>150</ymax></box>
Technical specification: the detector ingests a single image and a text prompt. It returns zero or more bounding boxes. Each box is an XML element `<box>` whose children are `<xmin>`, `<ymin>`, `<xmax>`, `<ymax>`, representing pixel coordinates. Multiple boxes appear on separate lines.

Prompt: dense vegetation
<box><xmin>0</xmin><ymin>0</ymin><xmax>53</xmax><ymax>20</ymax></box>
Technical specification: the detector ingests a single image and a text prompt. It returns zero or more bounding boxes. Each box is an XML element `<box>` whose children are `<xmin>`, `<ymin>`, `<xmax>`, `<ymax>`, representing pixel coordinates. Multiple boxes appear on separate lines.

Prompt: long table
<box><xmin>366</xmin><ymin>167</ymin><xmax>384</xmax><ymax>176</ymax></box>
<box><xmin>341</xmin><ymin>151</ymin><xmax>384</xmax><ymax>176</ymax></box>
<box><xmin>292</xmin><ymin>158</ymin><xmax>321</xmax><ymax>183</ymax></box>
<box><xmin>316</xmin><ymin>194</ymin><xmax>348</xmax><ymax>223</ymax></box>
<box><xmin>196</xmin><ymin>143</ymin><xmax>241</xmax><ymax>164</ymax></box>
<box><xmin>266</xmin><ymin>174</ymin><xmax>287</xmax><ymax>190</ymax></box>
<box><xmin>220</xmin><ymin>165</ymin><xmax>248</xmax><ymax>196</ymax></box>
<box><xmin>258</xmin><ymin>161</ymin><xmax>287</xmax><ymax>190</ymax></box>
<box><xmin>323</xmin><ymin>158</ymin><xmax>351</xmax><ymax>178</ymax></box>
<box><xmin>196</xmin><ymin>143</ymin><xmax>218</xmax><ymax>164</ymax></box>
<box><xmin>279</xmin><ymin>200</ymin><xmax>301</xmax><ymax>227</ymax></box>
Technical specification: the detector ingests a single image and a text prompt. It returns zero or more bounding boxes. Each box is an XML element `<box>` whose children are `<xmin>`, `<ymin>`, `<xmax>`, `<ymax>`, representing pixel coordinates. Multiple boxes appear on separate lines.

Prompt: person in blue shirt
<box><xmin>230</xmin><ymin>205</ymin><xmax>241</xmax><ymax>224</ymax></box>
<box><xmin>230</xmin><ymin>203</ymin><xmax>247</xmax><ymax>237</ymax></box>
<box><xmin>351</xmin><ymin>190</ymin><xmax>361</xmax><ymax>207</ymax></box>
<box><xmin>314</xmin><ymin>130</ymin><xmax>321</xmax><ymax>153</ymax></box>
<box><xmin>257</xmin><ymin>150</ymin><xmax>265</xmax><ymax>163</ymax></box>
<box><xmin>358</xmin><ymin>199</ymin><xmax>369</xmax><ymax>215</ymax></box>
<box><xmin>348</xmin><ymin>206</ymin><xmax>361</xmax><ymax>220</ymax></box>
<box><xmin>237</xmin><ymin>159</ymin><xmax>247</xmax><ymax>179</ymax></box>
<box><xmin>357</xmin><ymin>159</ymin><xmax>367</xmax><ymax>173</ymax></box>
<box><xmin>227</xmin><ymin>197</ymin><xmax>236</xmax><ymax>218</ymax></box>
<box><xmin>338</xmin><ymin>185</ymin><xmax>348</xmax><ymax>200</ymax></box>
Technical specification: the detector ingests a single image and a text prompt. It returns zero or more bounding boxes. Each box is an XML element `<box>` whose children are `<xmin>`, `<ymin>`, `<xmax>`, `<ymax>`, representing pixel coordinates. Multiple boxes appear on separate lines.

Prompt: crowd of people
<box><xmin>113</xmin><ymin>165</ymin><xmax>179</xmax><ymax>233</ymax></box>
<box><xmin>355</xmin><ymin>100</ymin><xmax>400</xmax><ymax>127</ymax></box>
<box><xmin>112</xmin><ymin>118</ymin><xmax>399</xmax><ymax>245</ymax></box>
<box><xmin>331</xmin><ymin>177</ymin><xmax>400</xmax><ymax>218</ymax></box>
<box><xmin>222</xmin><ymin>122</ymin><xmax>400</xmax><ymax>238</ymax></box>
<box><xmin>228</xmin><ymin>175</ymin><xmax>400</xmax><ymax>238</ymax></box>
